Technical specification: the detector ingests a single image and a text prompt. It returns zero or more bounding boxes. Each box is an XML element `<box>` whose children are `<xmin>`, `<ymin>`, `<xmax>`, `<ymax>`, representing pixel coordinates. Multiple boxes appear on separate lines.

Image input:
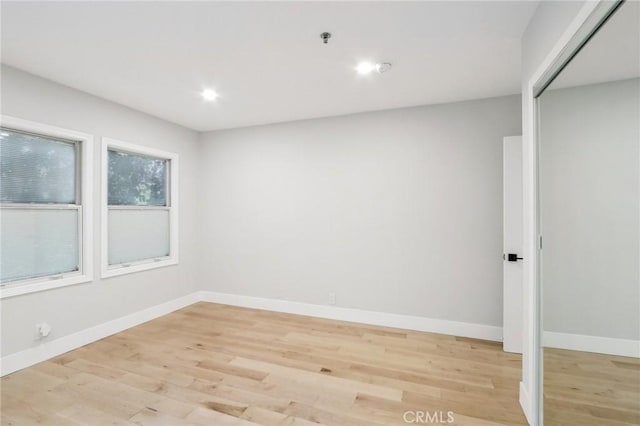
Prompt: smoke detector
<box><xmin>376</xmin><ymin>62</ymin><xmax>392</xmax><ymax>73</ymax></box>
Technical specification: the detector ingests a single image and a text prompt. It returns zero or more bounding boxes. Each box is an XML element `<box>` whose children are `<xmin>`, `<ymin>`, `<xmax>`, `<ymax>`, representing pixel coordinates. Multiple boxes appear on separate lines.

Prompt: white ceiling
<box><xmin>550</xmin><ymin>0</ymin><xmax>639</xmax><ymax>90</ymax></box>
<box><xmin>1</xmin><ymin>1</ymin><xmax>539</xmax><ymax>132</ymax></box>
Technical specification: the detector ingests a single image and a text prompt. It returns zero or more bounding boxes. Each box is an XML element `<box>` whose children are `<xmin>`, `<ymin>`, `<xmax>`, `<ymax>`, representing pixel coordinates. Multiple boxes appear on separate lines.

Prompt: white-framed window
<box><xmin>0</xmin><ymin>116</ymin><xmax>94</xmax><ymax>299</ymax></box>
<box><xmin>101</xmin><ymin>138</ymin><xmax>178</xmax><ymax>278</ymax></box>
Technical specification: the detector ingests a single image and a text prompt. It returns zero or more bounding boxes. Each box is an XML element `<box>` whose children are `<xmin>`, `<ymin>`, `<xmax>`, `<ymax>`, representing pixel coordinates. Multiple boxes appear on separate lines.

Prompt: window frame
<box><xmin>101</xmin><ymin>137</ymin><xmax>179</xmax><ymax>278</ymax></box>
<box><xmin>0</xmin><ymin>115</ymin><xmax>94</xmax><ymax>299</ymax></box>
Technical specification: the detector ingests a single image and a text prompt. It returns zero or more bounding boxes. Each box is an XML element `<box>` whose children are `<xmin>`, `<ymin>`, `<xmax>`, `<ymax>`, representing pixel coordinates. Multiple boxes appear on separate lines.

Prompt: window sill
<box><xmin>101</xmin><ymin>257</ymin><xmax>178</xmax><ymax>279</ymax></box>
<box><xmin>0</xmin><ymin>273</ymin><xmax>92</xmax><ymax>299</ymax></box>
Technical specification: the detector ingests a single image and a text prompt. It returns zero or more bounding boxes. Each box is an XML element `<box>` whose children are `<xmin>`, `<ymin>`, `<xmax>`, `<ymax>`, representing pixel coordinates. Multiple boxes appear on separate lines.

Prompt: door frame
<box><xmin>522</xmin><ymin>1</ymin><xmax>625</xmax><ymax>424</ymax></box>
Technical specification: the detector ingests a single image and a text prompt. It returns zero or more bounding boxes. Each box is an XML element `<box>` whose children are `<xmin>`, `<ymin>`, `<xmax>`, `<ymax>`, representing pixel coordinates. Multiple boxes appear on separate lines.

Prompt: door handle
<box><xmin>505</xmin><ymin>253</ymin><xmax>523</xmax><ymax>262</ymax></box>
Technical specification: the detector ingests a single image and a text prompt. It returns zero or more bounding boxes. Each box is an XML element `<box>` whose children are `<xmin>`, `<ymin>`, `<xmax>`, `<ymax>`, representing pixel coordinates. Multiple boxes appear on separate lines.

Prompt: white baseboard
<box><xmin>200</xmin><ymin>291</ymin><xmax>503</xmax><ymax>342</ymax></box>
<box><xmin>519</xmin><ymin>381</ymin><xmax>533</xmax><ymax>425</ymax></box>
<box><xmin>1</xmin><ymin>290</ymin><xmax>504</xmax><ymax>377</ymax></box>
<box><xmin>543</xmin><ymin>331</ymin><xmax>640</xmax><ymax>358</ymax></box>
<box><xmin>0</xmin><ymin>292</ymin><xmax>200</xmax><ymax>377</ymax></box>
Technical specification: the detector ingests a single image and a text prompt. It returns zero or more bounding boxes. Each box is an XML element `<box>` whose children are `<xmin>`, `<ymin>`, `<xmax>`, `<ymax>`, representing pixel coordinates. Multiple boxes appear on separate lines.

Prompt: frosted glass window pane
<box><xmin>108</xmin><ymin>209</ymin><xmax>169</xmax><ymax>265</ymax></box>
<box><xmin>108</xmin><ymin>150</ymin><xmax>167</xmax><ymax>206</ymax></box>
<box><xmin>0</xmin><ymin>129</ymin><xmax>77</xmax><ymax>204</ymax></box>
<box><xmin>0</xmin><ymin>209</ymin><xmax>79</xmax><ymax>283</ymax></box>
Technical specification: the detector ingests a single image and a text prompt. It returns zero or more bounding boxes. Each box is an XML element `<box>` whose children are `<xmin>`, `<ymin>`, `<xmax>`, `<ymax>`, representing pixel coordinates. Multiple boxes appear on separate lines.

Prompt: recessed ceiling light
<box><xmin>356</xmin><ymin>62</ymin><xmax>376</xmax><ymax>75</ymax></box>
<box><xmin>201</xmin><ymin>89</ymin><xmax>219</xmax><ymax>101</ymax></box>
<box><xmin>356</xmin><ymin>61</ymin><xmax>392</xmax><ymax>75</ymax></box>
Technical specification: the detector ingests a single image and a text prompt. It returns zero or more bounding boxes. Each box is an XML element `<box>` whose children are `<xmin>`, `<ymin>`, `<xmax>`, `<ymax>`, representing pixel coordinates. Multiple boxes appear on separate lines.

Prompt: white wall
<box><xmin>0</xmin><ymin>65</ymin><xmax>201</xmax><ymax>356</ymax></box>
<box><xmin>520</xmin><ymin>1</ymin><xmax>590</xmax><ymax>423</ymax></box>
<box><xmin>540</xmin><ymin>79</ymin><xmax>640</xmax><ymax>341</ymax></box>
<box><xmin>198</xmin><ymin>96</ymin><xmax>521</xmax><ymax>328</ymax></box>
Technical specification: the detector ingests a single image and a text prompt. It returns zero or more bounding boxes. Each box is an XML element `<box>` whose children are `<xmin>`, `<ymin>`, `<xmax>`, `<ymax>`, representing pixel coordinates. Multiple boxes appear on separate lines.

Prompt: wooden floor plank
<box><xmin>544</xmin><ymin>348</ymin><xmax>640</xmax><ymax>425</ymax></box>
<box><xmin>1</xmin><ymin>302</ymin><xmax>527</xmax><ymax>425</ymax></box>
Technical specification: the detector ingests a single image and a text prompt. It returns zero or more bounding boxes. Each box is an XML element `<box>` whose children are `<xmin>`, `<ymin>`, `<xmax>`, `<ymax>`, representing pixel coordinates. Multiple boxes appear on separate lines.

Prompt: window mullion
<box><xmin>0</xmin><ymin>203</ymin><xmax>80</xmax><ymax>210</ymax></box>
<box><xmin>107</xmin><ymin>205</ymin><xmax>170</xmax><ymax>210</ymax></box>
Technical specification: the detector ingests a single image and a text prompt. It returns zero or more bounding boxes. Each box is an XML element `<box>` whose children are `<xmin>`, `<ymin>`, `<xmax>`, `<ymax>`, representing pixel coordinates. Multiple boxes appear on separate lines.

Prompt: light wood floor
<box><xmin>1</xmin><ymin>303</ymin><xmax>527</xmax><ymax>426</ymax></box>
<box><xmin>544</xmin><ymin>348</ymin><xmax>640</xmax><ymax>426</ymax></box>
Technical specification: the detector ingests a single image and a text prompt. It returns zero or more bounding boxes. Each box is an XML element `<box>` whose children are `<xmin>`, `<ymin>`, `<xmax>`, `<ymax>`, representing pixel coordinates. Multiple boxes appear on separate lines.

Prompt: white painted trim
<box><xmin>543</xmin><ymin>332</ymin><xmax>640</xmax><ymax>358</ymax></box>
<box><xmin>520</xmin><ymin>2</ymin><xmax>607</xmax><ymax>425</ymax></box>
<box><xmin>103</xmin><ymin>258</ymin><xmax>179</xmax><ymax>279</ymax></box>
<box><xmin>0</xmin><ymin>115</ymin><xmax>94</xmax><ymax>299</ymax></box>
<box><xmin>0</xmin><ymin>274</ymin><xmax>91</xmax><ymax>300</ymax></box>
<box><xmin>1</xmin><ymin>290</ymin><xmax>504</xmax><ymax>377</ymax></box>
<box><xmin>100</xmin><ymin>137</ymin><xmax>179</xmax><ymax>279</ymax></box>
<box><xmin>0</xmin><ymin>292</ymin><xmax>199</xmax><ymax>377</ymax></box>
<box><xmin>200</xmin><ymin>291</ymin><xmax>503</xmax><ymax>342</ymax></box>
<box><xmin>519</xmin><ymin>381</ymin><xmax>532</xmax><ymax>424</ymax></box>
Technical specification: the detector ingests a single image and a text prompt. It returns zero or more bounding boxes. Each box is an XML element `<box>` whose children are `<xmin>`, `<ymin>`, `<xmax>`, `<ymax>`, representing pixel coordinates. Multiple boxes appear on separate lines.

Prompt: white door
<box><xmin>503</xmin><ymin>136</ymin><xmax>523</xmax><ymax>354</ymax></box>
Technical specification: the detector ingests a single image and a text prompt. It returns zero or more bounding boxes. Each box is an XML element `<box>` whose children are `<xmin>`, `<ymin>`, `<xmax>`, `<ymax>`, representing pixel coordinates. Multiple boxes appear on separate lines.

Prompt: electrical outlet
<box><xmin>329</xmin><ymin>292</ymin><xmax>336</xmax><ymax>305</ymax></box>
<box><xmin>35</xmin><ymin>322</ymin><xmax>52</xmax><ymax>340</ymax></box>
